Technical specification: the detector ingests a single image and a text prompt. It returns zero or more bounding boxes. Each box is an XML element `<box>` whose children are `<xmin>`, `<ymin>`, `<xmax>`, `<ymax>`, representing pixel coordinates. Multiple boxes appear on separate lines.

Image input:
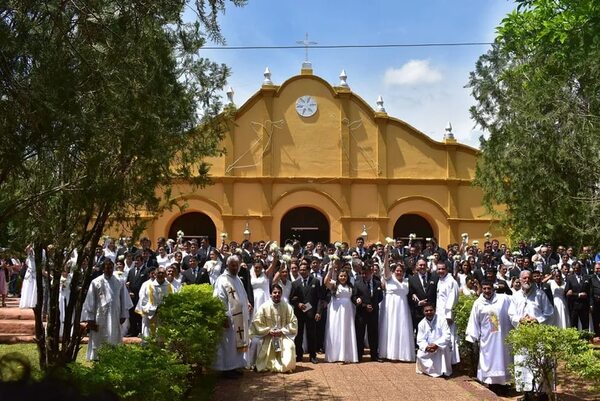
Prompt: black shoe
<box><xmin>296</xmin><ymin>356</ymin><xmax>302</xmax><ymax>362</ymax></box>
<box><xmin>310</xmin><ymin>357</ymin><xmax>318</xmax><ymax>364</ymax></box>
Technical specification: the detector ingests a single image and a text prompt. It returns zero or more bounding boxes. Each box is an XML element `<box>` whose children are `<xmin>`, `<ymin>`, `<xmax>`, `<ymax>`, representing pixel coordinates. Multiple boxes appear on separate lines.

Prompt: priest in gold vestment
<box><xmin>250</xmin><ymin>284</ymin><xmax>298</xmax><ymax>372</ymax></box>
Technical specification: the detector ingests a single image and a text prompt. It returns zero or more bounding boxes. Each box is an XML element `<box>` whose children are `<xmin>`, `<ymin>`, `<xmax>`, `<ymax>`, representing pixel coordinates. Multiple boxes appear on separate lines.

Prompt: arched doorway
<box><xmin>393</xmin><ymin>214</ymin><xmax>434</xmax><ymax>242</ymax></box>
<box><xmin>280</xmin><ymin>207</ymin><xmax>330</xmax><ymax>245</ymax></box>
<box><xmin>168</xmin><ymin>212</ymin><xmax>217</xmax><ymax>246</ymax></box>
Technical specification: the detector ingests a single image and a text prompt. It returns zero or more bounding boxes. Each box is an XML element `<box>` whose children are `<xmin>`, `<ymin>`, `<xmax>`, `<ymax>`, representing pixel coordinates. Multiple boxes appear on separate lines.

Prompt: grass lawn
<box><xmin>0</xmin><ymin>343</ymin><xmax>217</xmax><ymax>400</ymax></box>
<box><xmin>0</xmin><ymin>343</ymin><xmax>89</xmax><ymax>379</ymax></box>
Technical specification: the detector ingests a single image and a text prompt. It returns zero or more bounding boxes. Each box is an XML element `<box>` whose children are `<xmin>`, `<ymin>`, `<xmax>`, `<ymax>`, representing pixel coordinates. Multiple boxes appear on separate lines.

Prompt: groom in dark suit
<box><xmin>290</xmin><ymin>263</ymin><xmax>324</xmax><ymax>364</ymax></box>
<box><xmin>352</xmin><ymin>263</ymin><xmax>384</xmax><ymax>361</ymax></box>
<box><xmin>408</xmin><ymin>257</ymin><xmax>439</xmax><ymax>330</ymax></box>
<box><xmin>180</xmin><ymin>256</ymin><xmax>210</xmax><ymax>285</ymax></box>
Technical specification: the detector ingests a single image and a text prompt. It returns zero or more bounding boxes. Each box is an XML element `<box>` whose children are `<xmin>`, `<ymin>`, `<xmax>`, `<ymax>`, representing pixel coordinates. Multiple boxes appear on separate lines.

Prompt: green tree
<box><xmin>468</xmin><ymin>0</ymin><xmax>600</xmax><ymax>246</ymax></box>
<box><xmin>0</xmin><ymin>0</ymin><xmax>244</xmax><ymax>370</ymax></box>
<box><xmin>155</xmin><ymin>284</ymin><xmax>226</xmax><ymax>367</ymax></box>
<box><xmin>507</xmin><ymin>323</ymin><xmax>600</xmax><ymax>401</ymax></box>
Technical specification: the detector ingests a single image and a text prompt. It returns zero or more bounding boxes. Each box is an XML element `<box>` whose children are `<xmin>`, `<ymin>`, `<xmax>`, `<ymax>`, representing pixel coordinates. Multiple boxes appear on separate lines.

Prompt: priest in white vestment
<box><xmin>435</xmin><ymin>262</ymin><xmax>460</xmax><ymax>364</ymax></box>
<box><xmin>213</xmin><ymin>255</ymin><xmax>250</xmax><ymax>378</ymax></box>
<box><xmin>82</xmin><ymin>259</ymin><xmax>133</xmax><ymax>360</ymax></box>
<box><xmin>416</xmin><ymin>303</ymin><xmax>452</xmax><ymax>377</ymax></box>
<box><xmin>508</xmin><ymin>270</ymin><xmax>554</xmax><ymax>393</ymax></box>
<box><xmin>466</xmin><ymin>281</ymin><xmax>513</xmax><ymax>385</ymax></box>
<box><xmin>250</xmin><ymin>284</ymin><xmax>298</xmax><ymax>372</ymax></box>
<box><xmin>135</xmin><ymin>267</ymin><xmax>174</xmax><ymax>338</ymax></box>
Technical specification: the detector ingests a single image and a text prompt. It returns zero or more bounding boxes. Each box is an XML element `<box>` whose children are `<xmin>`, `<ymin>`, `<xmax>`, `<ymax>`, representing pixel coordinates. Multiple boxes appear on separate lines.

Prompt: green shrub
<box><xmin>507</xmin><ymin>324</ymin><xmax>593</xmax><ymax>401</ymax></box>
<box><xmin>566</xmin><ymin>348</ymin><xmax>600</xmax><ymax>390</ymax></box>
<box><xmin>453</xmin><ymin>293</ymin><xmax>477</xmax><ymax>368</ymax></box>
<box><xmin>155</xmin><ymin>284</ymin><xmax>226</xmax><ymax>367</ymax></box>
<box><xmin>70</xmin><ymin>344</ymin><xmax>190</xmax><ymax>401</ymax></box>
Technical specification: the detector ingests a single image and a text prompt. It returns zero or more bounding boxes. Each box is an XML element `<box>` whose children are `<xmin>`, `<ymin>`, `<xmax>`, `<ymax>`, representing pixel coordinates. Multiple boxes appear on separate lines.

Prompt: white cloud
<box><xmin>383</xmin><ymin>60</ymin><xmax>443</xmax><ymax>86</ymax></box>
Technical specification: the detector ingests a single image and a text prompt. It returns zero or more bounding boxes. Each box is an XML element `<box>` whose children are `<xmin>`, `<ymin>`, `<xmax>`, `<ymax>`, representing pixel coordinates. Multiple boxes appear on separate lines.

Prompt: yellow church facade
<box><xmin>146</xmin><ymin>65</ymin><xmax>496</xmax><ymax>246</ymax></box>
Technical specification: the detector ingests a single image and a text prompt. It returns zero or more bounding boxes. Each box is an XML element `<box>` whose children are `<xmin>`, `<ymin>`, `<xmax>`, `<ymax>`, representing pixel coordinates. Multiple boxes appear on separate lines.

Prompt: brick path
<box><xmin>213</xmin><ymin>358</ymin><xmax>503</xmax><ymax>401</ymax></box>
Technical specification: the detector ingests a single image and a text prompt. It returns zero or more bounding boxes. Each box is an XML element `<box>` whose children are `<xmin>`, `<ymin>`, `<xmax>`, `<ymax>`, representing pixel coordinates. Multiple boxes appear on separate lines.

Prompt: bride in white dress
<box><xmin>247</xmin><ymin>255</ymin><xmax>278</xmax><ymax>367</ymax></box>
<box><xmin>548</xmin><ymin>270</ymin><xmax>570</xmax><ymax>328</ymax></box>
<box><xmin>323</xmin><ymin>267</ymin><xmax>358</xmax><ymax>363</ymax></box>
<box><xmin>19</xmin><ymin>245</ymin><xmax>37</xmax><ymax>309</ymax></box>
<box><xmin>379</xmin><ymin>249</ymin><xmax>415</xmax><ymax>362</ymax></box>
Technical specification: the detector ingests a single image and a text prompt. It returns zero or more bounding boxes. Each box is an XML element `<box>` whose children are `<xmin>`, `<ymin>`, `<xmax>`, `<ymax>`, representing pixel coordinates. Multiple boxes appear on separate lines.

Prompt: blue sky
<box><xmin>195</xmin><ymin>0</ymin><xmax>516</xmax><ymax>148</ymax></box>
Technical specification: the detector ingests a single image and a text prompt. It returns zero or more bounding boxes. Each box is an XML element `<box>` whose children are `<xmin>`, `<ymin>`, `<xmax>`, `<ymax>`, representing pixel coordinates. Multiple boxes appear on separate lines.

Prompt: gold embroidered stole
<box><xmin>224</xmin><ymin>278</ymin><xmax>248</xmax><ymax>351</ymax></box>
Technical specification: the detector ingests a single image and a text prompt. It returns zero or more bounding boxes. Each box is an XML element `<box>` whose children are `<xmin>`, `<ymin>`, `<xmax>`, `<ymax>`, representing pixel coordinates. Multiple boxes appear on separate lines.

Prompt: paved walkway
<box><xmin>213</xmin><ymin>358</ymin><xmax>502</xmax><ymax>401</ymax></box>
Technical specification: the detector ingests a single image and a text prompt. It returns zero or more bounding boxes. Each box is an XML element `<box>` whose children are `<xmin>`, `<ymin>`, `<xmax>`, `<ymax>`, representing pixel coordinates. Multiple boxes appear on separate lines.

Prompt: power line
<box><xmin>201</xmin><ymin>42</ymin><xmax>493</xmax><ymax>50</ymax></box>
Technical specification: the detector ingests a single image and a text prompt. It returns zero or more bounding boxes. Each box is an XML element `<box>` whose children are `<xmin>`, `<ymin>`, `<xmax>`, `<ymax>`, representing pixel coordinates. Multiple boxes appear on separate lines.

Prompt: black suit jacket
<box><xmin>126</xmin><ymin>265</ymin><xmax>151</xmax><ymax>302</ymax></box>
<box><xmin>408</xmin><ymin>272</ymin><xmax>438</xmax><ymax>309</ymax></box>
<box><xmin>586</xmin><ymin>274</ymin><xmax>600</xmax><ymax>307</ymax></box>
<box><xmin>93</xmin><ymin>254</ymin><xmax>105</xmax><ymax>268</ymax></box>
<box><xmin>180</xmin><ymin>267</ymin><xmax>210</xmax><ymax>285</ymax></box>
<box><xmin>182</xmin><ymin>253</ymin><xmax>200</xmax><ymax>271</ymax></box>
<box><xmin>473</xmin><ymin>267</ymin><xmax>486</xmax><ymax>285</ymax></box>
<box><xmin>350</xmin><ymin>247</ymin><xmax>371</xmax><ymax>261</ymax></box>
<box><xmin>235</xmin><ymin>264</ymin><xmax>254</xmax><ymax>307</ymax></box>
<box><xmin>564</xmin><ymin>274</ymin><xmax>590</xmax><ymax>308</ymax></box>
<box><xmin>352</xmin><ymin>277</ymin><xmax>383</xmax><ymax>315</ymax></box>
<box><xmin>290</xmin><ymin>276</ymin><xmax>324</xmax><ymax>319</ymax></box>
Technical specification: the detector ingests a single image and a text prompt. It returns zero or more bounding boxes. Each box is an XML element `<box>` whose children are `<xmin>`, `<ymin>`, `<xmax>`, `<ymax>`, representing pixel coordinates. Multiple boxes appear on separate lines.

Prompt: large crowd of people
<box><xmin>2</xmin><ymin>234</ymin><xmax>600</xmax><ymax>396</ymax></box>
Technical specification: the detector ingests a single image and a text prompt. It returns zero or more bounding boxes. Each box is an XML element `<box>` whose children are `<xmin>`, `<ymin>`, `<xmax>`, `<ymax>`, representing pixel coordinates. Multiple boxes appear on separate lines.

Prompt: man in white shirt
<box><xmin>508</xmin><ymin>270</ymin><xmax>554</xmax><ymax>394</ymax></box>
<box><xmin>435</xmin><ymin>262</ymin><xmax>460</xmax><ymax>364</ymax></box>
<box><xmin>416</xmin><ymin>303</ymin><xmax>452</xmax><ymax>377</ymax></box>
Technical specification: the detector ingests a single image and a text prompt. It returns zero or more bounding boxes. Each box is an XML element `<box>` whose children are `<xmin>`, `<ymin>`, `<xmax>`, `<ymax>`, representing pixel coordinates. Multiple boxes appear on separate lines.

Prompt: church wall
<box><xmin>231</xmin><ymin>182</ymin><xmax>266</xmax><ymax>216</ymax></box>
<box><xmin>349</xmin><ymin>183</ymin><xmax>379</xmax><ymax>217</ymax></box>
<box><xmin>228</xmin><ymin>99</ymin><xmax>268</xmax><ymax>177</ymax></box>
<box><xmin>346</xmin><ymin>99</ymin><xmax>380</xmax><ymax>179</ymax></box>
<box><xmin>385</xmin><ymin>124</ymin><xmax>447</xmax><ymax>179</ymax></box>
<box><xmin>454</xmin><ymin>147</ymin><xmax>477</xmax><ymax>180</ymax></box>
<box><xmin>272</xmin><ymin>79</ymin><xmax>341</xmax><ymax>177</ymax></box>
<box><xmin>456</xmin><ymin>185</ymin><xmax>488</xmax><ymax>219</ymax></box>
<box><xmin>137</xmin><ymin>69</ymin><xmax>501</xmax><ymax>246</ymax></box>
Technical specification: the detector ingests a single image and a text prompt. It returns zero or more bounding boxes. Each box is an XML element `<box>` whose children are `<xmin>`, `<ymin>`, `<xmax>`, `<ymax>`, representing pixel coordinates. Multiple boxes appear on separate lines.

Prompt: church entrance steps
<box><xmin>0</xmin><ymin>297</ymin><xmax>141</xmax><ymax>345</ymax></box>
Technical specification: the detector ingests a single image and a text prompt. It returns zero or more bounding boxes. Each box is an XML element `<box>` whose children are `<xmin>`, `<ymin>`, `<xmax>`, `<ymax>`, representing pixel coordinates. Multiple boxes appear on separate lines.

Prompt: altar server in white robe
<box><xmin>416</xmin><ymin>303</ymin><xmax>452</xmax><ymax>377</ymax></box>
<box><xmin>508</xmin><ymin>270</ymin><xmax>554</xmax><ymax>393</ymax></box>
<box><xmin>250</xmin><ymin>284</ymin><xmax>298</xmax><ymax>372</ymax></box>
<box><xmin>82</xmin><ymin>259</ymin><xmax>133</xmax><ymax>360</ymax></box>
<box><xmin>135</xmin><ymin>266</ymin><xmax>174</xmax><ymax>338</ymax></box>
<box><xmin>213</xmin><ymin>255</ymin><xmax>250</xmax><ymax>378</ymax></box>
<box><xmin>435</xmin><ymin>262</ymin><xmax>460</xmax><ymax>364</ymax></box>
<box><xmin>466</xmin><ymin>281</ymin><xmax>513</xmax><ymax>385</ymax></box>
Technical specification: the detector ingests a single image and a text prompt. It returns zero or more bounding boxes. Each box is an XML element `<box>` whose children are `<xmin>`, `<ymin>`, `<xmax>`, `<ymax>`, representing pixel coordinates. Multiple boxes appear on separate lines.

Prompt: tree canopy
<box><xmin>0</xmin><ymin>0</ymin><xmax>244</xmax><ymax>369</ymax></box>
<box><xmin>468</xmin><ymin>0</ymin><xmax>600</xmax><ymax>247</ymax></box>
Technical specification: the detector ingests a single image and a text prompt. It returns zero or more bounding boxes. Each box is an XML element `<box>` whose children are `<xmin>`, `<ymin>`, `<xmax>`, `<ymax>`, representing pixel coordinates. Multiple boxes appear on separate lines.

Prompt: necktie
<box><xmin>421</xmin><ymin>275</ymin><xmax>427</xmax><ymax>290</ymax></box>
<box><xmin>367</xmin><ymin>280</ymin><xmax>372</xmax><ymax>296</ymax></box>
<box><xmin>303</xmin><ymin>278</ymin><xmax>307</xmax><ymax>287</ymax></box>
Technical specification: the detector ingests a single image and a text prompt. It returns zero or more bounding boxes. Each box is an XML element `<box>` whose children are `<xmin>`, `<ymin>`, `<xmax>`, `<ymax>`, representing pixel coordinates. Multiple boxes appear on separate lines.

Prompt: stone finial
<box><xmin>263</xmin><ymin>67</ymin><xmax>273</xmax><ymax>85</ymax></box>
<box><xmin>339</xmin><ymin>69</ymin><xmax>349</xmax><ymax>88</ymax></box>
<box><xmin>360</xmin><ymin>225</ymin><xmax>368</xmax><ymax>238</ymax></box>
<box><xmin>376</xmin><ymin>96</ymin><xmax>386</xmax><ymax>112</ymax></box>
<box><xmin>444</xmin><ymin>122</ymin><xmax>455</xmax><ymax>140</ymax></box>
<box><xmin>226</xmin><ymin>86</ymin><xmax>234</xmax><ymax>104</ymax></box>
